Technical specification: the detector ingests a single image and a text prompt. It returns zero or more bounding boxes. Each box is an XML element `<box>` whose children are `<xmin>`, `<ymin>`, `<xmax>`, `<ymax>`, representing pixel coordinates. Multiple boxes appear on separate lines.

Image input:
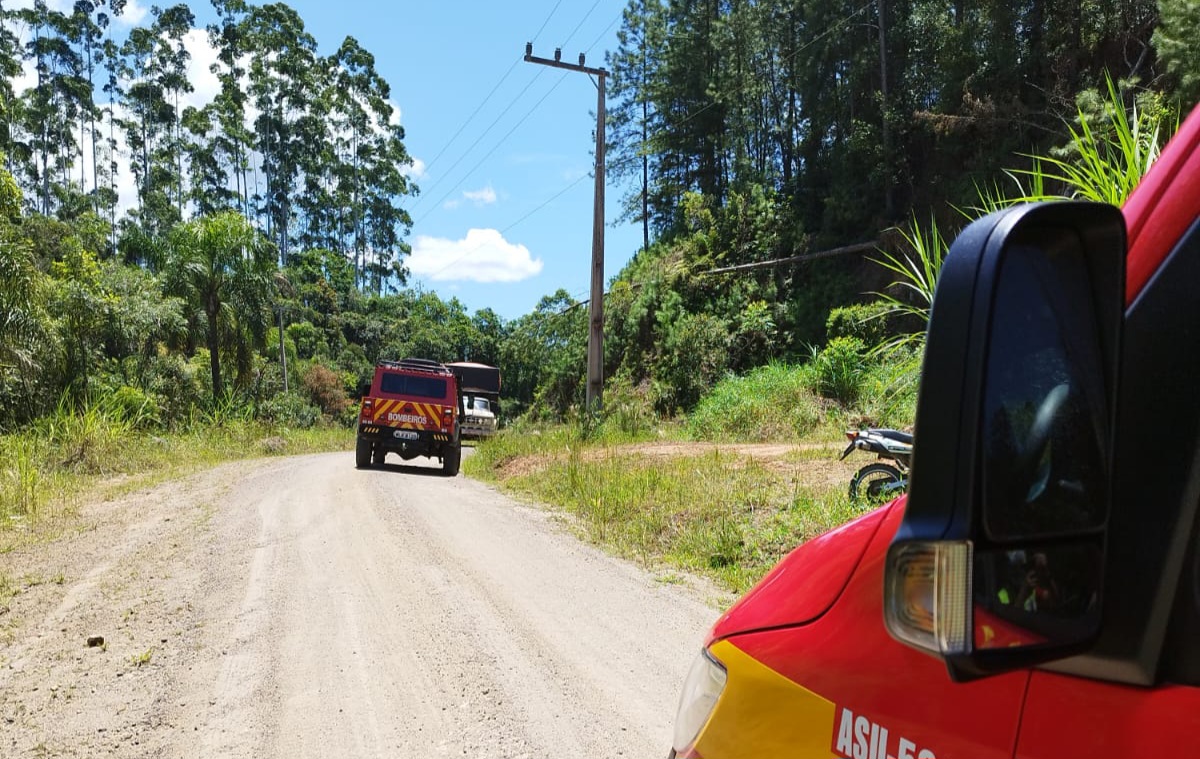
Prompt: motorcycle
<box><xmin>840</xmin><ymin>428</ymin><xmax>913</xmax><ymax>505</ymax></box>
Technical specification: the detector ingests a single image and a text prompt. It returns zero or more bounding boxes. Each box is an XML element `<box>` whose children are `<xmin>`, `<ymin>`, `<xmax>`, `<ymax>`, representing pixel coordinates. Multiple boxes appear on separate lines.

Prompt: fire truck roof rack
<box><xmin>377</xmin><ymin>357</ymin><xmax>452</xmax><ymax>375</ymax></box>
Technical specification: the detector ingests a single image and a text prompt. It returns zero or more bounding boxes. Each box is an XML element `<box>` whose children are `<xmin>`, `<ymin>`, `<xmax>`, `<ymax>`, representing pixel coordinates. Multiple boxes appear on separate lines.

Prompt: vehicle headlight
<box><xmin>672</xmin><ymin>647</ymin><xmax>727</xmax><ymax>754</ymax></box>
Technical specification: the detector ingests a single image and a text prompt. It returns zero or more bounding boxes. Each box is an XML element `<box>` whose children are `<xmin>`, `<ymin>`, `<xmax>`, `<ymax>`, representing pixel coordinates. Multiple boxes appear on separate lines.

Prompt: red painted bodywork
<box><xmin>696</xmin><ymin>106</ymin><xmax>1200</xmax><ymax>759</ymax></box>
<box><xmin>1124</xmin><ymin>103</ymin><xmax>1200</xmax><ymax>304</ymax></box>
<box><xmin>708</xmin><ymin>501</ymin><xmax>897</xmax><ymax>646</ymax></box>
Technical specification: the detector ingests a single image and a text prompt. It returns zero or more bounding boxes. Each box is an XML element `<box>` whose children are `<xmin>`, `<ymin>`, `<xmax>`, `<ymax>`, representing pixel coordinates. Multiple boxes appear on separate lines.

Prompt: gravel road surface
<box><xmin>0</xmin><ymin>452</ymin><xmax>722</xmax><ymax>758</ymax></box>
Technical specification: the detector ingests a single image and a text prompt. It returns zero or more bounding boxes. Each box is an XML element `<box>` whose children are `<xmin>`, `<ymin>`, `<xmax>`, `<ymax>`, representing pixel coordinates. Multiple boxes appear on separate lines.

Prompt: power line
<box><xmin>411</xmin><ymin>67</ymin><xmax>548</xmax><ymax>214</ymax></box>
<box><xmin>560</xmin><ymin>0</ymin><xmax>603</xmax><ymax>50</ymax></box>
<box><xmin>531</xmin><ymin>0</ymin><xmax>565</xmax><ymax>44</ymax></box>
<box><xmin>585</xmin><ymin>13</ymin><xmax>624</xmax><ymax>55</ymax></box>
<box><xmin>414</xmin><ymin>71</ymin><xmax>571</xmax><ymax>225</ymax></box>
<box><xmin>419</xmin><ymin>56</ymin><xmax>522</xmax><ymax>176</ymax></box>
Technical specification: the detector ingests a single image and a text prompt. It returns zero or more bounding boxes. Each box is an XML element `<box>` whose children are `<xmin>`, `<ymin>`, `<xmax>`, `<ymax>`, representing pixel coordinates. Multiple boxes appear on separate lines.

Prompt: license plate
<box><xmin>394</xmin><ymin>430</ymin><xmax>419</xmax><ymax>440</ymax></box>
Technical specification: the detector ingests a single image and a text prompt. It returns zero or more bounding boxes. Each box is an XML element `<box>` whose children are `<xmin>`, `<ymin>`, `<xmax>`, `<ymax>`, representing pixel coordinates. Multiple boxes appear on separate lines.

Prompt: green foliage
<box><xmin>594</xmin><ymin>368</ymin><xmax>660</xmax><ymax>439</ymax></box>
<box><xmin>825</xmin><ymin>303</ymin><xmax>893</xmax><ymax>347</ymax></box>
<box><xmin>688</xmin><ymin>364</ymin><xmax>824</xmax><ymax>442</ymax></box>
<box><xmin>870</xmin><ymin>217</ymin><xmax>948</xmax><ymax>354</ymax></box>
<box><xmin>653</xmin><ymin>311</ymin><xmax>729</xmax><ymax>413</ymax></box>
<box><xmin>469</xmin><ymin>434</ymin><xmax>860</xmax><ymax>594</ymax></box>
<box><xmin>255</xmin><ymin>392</ymin><xmax>320</xmax><ymax>429</ymax></box>
<box><xmin>1014</xmin><ymin>75</ymin><xmax>1170</xmax><ymax>206</ymax></box>
<box><xmin>1154</xmin><ymin>0</ymin><xmax>1200</xmax><ymax>107</ymax></box>
<box><xmin>804</xmin><ymin>337</ymin><xmax>870</xmax><ymax>407</ymax></box>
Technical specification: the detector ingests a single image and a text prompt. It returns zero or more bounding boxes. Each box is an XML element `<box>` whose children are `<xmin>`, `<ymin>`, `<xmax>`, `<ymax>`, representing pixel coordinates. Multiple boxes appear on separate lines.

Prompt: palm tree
<box><xmin>165</xmin><ymin>211</ymin><xmax>277</xmax><ymax>400</ymax></box>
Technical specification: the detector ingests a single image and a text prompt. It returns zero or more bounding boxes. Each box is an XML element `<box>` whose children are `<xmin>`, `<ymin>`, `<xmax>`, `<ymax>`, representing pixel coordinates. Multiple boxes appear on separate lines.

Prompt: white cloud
<box><xmin>463</xmin><ymin>186</ymin><xmax>497</xmax><ymax>205</ymax></box>
<box><xmin>402</xmin><ymin>158</ymin><xmax>427</xmax><ymax>180</ymax></box>
<box><xmin>116</xmin><ymin>0</ymin><xmax>149</xmax><ymax>26</ymax></box>
<box><xmin>444</xmin><ymin>184</ymin><xmax>497</xmax><ymax>210</ymax></box>
<box><xmin>409</xmin><ymin>229</ymin><xmax>542</xmax><ymax>283</ymax></box>
<box><xmin>181</xmin><ymin>28</ymin><xmax>220</xmax><ymax>111</ymax></box>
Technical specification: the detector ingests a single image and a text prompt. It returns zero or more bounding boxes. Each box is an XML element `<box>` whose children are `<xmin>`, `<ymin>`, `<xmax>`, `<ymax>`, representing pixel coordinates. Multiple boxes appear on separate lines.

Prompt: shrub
<box><xmin>101</xmin><ymin>385</ymin><xmax>161</xmax><ymax>429</ymax></box>
<box><xmin>302</xmin><ymin>363</ymin><xmax>351</xmax><ymax>419</ymax></box>
<box><xmin>688</xmin><ymin>363</ymin><xmax>823</xmax><ymax>441</ymax></box>
<box><xmin>805</xmin><ymin>336</ymin><xmax>869</xmax><ymax>406</ymax></box>
<box><xmin>825</xmin><ymin>303</ymin><xmax>892</xmax><ymax>347</ymax></box>
<box><xmin>255</xmin><ymin>392</ymin><xmax>319</xmax><ymax>429</ymax></box>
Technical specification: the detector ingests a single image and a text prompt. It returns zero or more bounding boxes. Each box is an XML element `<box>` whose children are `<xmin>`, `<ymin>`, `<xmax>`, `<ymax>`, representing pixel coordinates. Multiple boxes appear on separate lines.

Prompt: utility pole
<box><xmin>524</xmin><ymin>43</ymin><xmax>608</xmax><ymax>412</ymax></box>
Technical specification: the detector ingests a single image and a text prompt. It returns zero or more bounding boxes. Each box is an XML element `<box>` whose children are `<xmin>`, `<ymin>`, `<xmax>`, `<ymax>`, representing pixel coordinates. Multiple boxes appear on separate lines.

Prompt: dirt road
<box><xmin>0</xmin><ymin>452</ymin><xmax>722</xmax><ymax>757</ymax></box>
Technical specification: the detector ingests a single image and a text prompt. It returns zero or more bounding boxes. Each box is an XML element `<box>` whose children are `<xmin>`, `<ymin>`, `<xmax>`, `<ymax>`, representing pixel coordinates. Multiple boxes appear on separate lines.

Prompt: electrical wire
<box><xmin>411</xmin><ymin>67</ymin><xmax>547</xmax><ymax>213</ymax></box>
<box><xmin>585</xmin><ymin>12</ymin><xmax>623</xmax><ymax>56</ymax></box>
<box><xmin>414</xmin><ymin>71</ymin><xmax>572</xmax><ymax>226</ymax></box>
<box><xmin>419</xmin><ymin>55</ymin><xmax>523</xmax><ymax>176</ymax></box>
<box><xmin>560</xmin><ymin>0</ymin><xmax>603</xmax><ymax>50</ymax></box>
<box><xmin>530</xmin><ymin>0</ymin><xmax>565</xmax><ymax>44</ymax></box>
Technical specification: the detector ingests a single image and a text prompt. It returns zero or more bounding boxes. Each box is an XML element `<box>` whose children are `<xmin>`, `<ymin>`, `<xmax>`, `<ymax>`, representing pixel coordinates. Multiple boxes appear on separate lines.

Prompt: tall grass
<box><xmin>688</xmin><ymin>363</ymin><xmax>826</xmax><ymax>441</ymax></box>
<box><xmin>0</xmin><ymin>400</ymin><xmax>351</xmax><ymax>532</ymax></box>
<box><xmin>474</xmin><ymin>441</ymin><xmax>860</xmax><ymax>593</ymax></box>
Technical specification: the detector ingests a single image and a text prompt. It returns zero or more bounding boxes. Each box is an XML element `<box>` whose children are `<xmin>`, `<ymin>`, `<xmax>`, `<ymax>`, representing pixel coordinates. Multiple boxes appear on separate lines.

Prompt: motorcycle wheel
<box><xmin>849</xmin><ymin>463</ymin><xmax>906</xmax><ymax>506</ymax></box>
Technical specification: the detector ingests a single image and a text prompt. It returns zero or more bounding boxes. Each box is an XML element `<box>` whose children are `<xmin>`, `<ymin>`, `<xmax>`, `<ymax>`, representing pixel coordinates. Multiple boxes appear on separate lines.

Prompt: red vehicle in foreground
<box><xmin>669</xmin><ymin>104</ymin><xmax>1200</xmax><ymax>759</ymax></box>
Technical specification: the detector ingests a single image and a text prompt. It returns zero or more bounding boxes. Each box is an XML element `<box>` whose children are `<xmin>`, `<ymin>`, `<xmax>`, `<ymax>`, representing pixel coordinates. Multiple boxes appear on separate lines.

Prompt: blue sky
<box><xmin>246</xmin><ymin>0</ymin><xmax>644</xmax><ymax>321</ymax></box>
<box><xmin>11</xmin><ymin>0</ymin><xmax>644</xmax><ymax>322</ymax></box>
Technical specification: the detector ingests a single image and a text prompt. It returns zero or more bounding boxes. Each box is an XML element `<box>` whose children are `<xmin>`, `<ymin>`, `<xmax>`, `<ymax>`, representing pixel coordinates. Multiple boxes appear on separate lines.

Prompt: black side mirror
<box><xmin>884</xmin><ymin>202</ymin><xmax>1124</xmax><ymax>681</ymax></box>
<box><xmin>357</xmin><ymin>381</ymin><xmax>371</xmax><ymax>399</ymax></box>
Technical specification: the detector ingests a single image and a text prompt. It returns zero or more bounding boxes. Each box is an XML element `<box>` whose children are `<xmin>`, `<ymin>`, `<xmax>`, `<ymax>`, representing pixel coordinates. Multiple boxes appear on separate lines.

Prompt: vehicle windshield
<box><xmin>468</xmin><ymin>397</ymin><xmax>492</xmax><ymax>413</ymax></box>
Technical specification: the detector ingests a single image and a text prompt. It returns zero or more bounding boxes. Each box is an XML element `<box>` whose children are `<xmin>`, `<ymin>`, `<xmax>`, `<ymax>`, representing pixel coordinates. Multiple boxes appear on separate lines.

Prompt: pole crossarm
<box><xmin>523</xmin><ymin>53</ymin><xmax>608</xmax><ymax>79</ymax></box>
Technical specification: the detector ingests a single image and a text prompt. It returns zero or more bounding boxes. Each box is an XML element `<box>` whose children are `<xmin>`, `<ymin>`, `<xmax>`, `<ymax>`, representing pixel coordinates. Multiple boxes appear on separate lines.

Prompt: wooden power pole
<box><xmin>524</xmin><ymin>43</ymin><xmax>608</xmax><ymax>412</ymax></box>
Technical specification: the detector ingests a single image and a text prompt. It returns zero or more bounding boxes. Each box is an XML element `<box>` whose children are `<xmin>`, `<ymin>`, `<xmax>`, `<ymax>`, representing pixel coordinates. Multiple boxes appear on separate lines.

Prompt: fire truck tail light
<box><xmin>885</xmin><ymin>541</ymin><xmax>972</xmax><ymax>656</ymax></box>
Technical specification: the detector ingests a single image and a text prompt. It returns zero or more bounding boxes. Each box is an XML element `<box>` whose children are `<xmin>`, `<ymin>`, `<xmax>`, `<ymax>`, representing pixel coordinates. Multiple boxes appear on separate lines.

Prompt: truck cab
<box><xmin>669</xmin><ymin>104</ymin><xmax>1200</xmax><ymax>758</ymax></box>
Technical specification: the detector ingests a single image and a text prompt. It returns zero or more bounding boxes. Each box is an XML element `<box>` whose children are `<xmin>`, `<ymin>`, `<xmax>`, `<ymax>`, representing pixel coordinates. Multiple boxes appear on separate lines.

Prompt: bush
<box><xmin>653</xmin><ymin>312</ymin><xmax>729</xmax><ymax>412</ymax></box>
<box><xmin>805</xmin><ymin>336</ymin><xmax>869</xmax><ymax>406</ymax></box>
<box><xmin>302</xmin><ymin>363</ymin><xmax>351</xmax><ymax>419</ymax></box>
<box><xmin>101</xmin><ymin>385</ymin><xmax>161</xmax><ymax>429</ymax></box>
<box><xmin>595</xmin><ymin>369</ymin><xmax>659</xmax><ymax>439</ymax></box>
<box><xmin>256</xmin><ymin>392</ymin><xmax>320</xmax><ymax>428</ymax></box>
<box><xmin>825</xmin><ymin>303</ymin><xmax>892</xmax><ymax>347</ymax></box>
<box><xmin>688</xmin><ymin>364</ymin><xmax>824</xmax><ymax>441</ymax></box>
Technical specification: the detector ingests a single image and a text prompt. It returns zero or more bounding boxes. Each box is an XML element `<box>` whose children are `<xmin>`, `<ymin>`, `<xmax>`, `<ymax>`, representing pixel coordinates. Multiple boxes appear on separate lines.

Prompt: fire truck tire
<box><xmin>849</xmin><ymin>463</ymin><xmax>905</xmax><ymax>505</ymax></box>
<box><xmin>442</xmin><ymin>444</ymin><xmax>461</xmax><ymax>477</ymax></box>
<box><xmin>372</xmin><ymin>446</ymin><xmax>386</xmax><ymax>466</ymax></box>
<box><xmin>355</xmin><ymin>437</ymin><xmax>371</xmax><ymax>469</ymax></box>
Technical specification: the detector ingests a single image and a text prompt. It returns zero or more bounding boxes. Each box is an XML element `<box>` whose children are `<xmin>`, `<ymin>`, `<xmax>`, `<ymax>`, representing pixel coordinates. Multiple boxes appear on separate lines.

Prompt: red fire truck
<box><xmin>669</xmin><ymin>104</ymin><xmax>1200</xmax><ymax>758</ymax></box>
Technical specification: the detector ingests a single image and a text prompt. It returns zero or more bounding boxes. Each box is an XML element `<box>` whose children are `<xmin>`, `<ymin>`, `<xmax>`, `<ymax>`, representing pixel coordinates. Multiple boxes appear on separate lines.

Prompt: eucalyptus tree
<box><xmin>164</xmin><ymin>210</ymin><xmax>278</xmax><ymax>400</ymax></box>
<box><xmin>206</xmin><ymin>0</ymin><xmax>253</xmax><ymax>216</ymax></box>
<box><xmin>244</xmin><ymin>2</ymin><xmax>320</xmax><ymax>267</ymax></box>
<box><xmin>16</xmin><ymin>1</ymin><xmax>88</xmax><ymax>215</ymax></box>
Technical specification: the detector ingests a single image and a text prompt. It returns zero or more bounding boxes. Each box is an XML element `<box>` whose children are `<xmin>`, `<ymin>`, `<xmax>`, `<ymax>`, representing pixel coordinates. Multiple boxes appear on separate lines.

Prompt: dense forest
<box><xmin>0</xmin><ymin>0</ymin><xmax>1193</xmax><ymax>432</ymax></box>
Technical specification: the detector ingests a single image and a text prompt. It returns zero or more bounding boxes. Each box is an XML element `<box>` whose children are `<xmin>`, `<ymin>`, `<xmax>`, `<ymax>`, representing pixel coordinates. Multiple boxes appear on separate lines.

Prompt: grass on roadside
<box><xmin>467</xmin><ymin>429</ymin><xmax>862</xmax><ymax>594</ymax></box>
<box><xmin>0</xmin><ymin>403</ymin><xmax>352</xmax><ymax>593</ymax></box>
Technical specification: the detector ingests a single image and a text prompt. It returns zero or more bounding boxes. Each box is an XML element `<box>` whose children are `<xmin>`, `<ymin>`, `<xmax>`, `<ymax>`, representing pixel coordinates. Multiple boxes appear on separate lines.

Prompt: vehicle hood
<box><xmin>707</xmin><ymin>499</ymin><xmax>899</xmax><ymax>644</ymax></box>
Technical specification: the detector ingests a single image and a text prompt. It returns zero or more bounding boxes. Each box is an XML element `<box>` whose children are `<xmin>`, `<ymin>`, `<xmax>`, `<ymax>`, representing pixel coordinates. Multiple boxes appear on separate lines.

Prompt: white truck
<box><xmin>447</xmin><ymin>362</ymin><xmax>501</xmax><ymax>440</ymax></box>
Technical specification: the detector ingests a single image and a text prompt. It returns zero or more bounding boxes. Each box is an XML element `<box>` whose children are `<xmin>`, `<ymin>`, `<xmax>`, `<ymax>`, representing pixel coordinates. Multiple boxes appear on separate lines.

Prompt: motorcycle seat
<box><xmin>870</xmin><ymin>428</ymin><xmax>914</xmax><ymax>445</ymax></box>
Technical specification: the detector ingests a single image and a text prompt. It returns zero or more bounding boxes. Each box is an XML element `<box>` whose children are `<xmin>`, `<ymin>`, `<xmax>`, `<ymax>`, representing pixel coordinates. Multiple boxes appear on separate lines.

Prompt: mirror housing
<box><xmin>357</xmin><ymin>381</ymin><xmax>371</xmax><ymax>399</ymax></box>
<box><xmin>884</xmin><ymin>202</ymin><xmax>1124</xmax><ymax>681</ymax></box>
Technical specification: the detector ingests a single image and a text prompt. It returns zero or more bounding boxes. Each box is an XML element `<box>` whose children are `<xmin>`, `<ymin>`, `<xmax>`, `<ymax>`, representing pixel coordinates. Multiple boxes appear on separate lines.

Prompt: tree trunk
<box><xmin>207</xmin><ymin>304</ymin><xmax>222</xmax><ymax>399</ymax></box>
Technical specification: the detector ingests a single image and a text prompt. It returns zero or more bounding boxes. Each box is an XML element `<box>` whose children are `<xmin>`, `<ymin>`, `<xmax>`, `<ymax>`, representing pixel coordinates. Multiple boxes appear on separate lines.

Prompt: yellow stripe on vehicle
<box><xmin>695</xmin><ymin>639</ymin><xmax>839</xmax><ymax>759</ymax></box>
